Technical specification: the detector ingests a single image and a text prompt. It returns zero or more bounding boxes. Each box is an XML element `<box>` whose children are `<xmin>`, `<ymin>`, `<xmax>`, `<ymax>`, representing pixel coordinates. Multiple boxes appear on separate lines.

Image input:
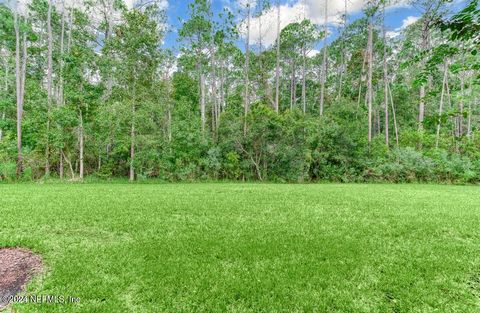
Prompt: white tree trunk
<box><xmin>274</xmin><ymin>1</ymin><xmax>281</xmax><ymax>113</ymax></box>
<box><xmin>0</xmin><ymin>57</ymin><xmax>7</xmax><ymax>142</ymax></box>
<box><xmin>319</xmin><ymin>0</ymin><xmax>328</xmax><ymax>116</ymax></box>
<box><xmin>14</xmin><ymin>11</ymin><xmax>25</xmax><ymax>176</ymax></box>
<box><xmin>244</xmin><ymin>1</ymin><xmax>251</xmax><ymax>135</ymax></box>
<box><xmin>200</xmin><ymin>72</ymin><xmax>206</xmax><ymax>133</ymax></box>
<box><xmin>79</xmin><ymin>110</ymin><xmax>84</xmax><ymax>179</ymax></box>
<box><xmin>383</xmin><ymin>3</ymin><xmax>389</xmax><ymax>147</ymax></box>
<box><xmin>129</xmin><ymin>103</ymin><xmax>135</xmax><ymax>181</ymax></box>
<box><xmin>418</xmin><ymin>18</ymin><xmax>430</xmax><ymax>130</ymax></box>
<box><xmin>436</xmin><ymin>60</ymin><xmax>449</xmax><ymax>148</ymax></box>
<box><xmin>367</xmin><ymin>17</ymin><xmax>374</xmax><ymax>143</ymax></box>
<box><xmin>45</xmin><ymin>0</ymin><xmax>53</xmax><ymax>176</ymax></box>
<box><xmin>388</xmin><ymin>83</ymin><xmax>399</xmax><ymax>147</ymax></box>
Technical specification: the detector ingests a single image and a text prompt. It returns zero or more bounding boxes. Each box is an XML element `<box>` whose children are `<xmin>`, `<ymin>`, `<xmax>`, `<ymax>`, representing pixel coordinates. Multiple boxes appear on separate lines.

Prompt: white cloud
<box><xmin>307</xmin><ymin>49</ymin><xmax>319</xmax><ymax>57</ymax></box>
<box><xmin>400</xmin><ymin>16</ymin><xmax>419</xmax><ymax>30</ymax></box>
<box><xmin>386</xmin><ymin>31</ymin><xmax>400</xmax><ymax>39</ymax></box>
<box><xmin>238</xmin><ymin>0</ymin><xmax>412</xmax><ymax>47</ymax></box>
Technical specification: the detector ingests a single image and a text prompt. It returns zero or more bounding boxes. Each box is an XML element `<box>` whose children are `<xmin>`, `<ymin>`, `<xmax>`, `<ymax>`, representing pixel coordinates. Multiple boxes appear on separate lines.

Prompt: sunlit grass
<box><xmin>1</xmin><ymin>183</ymin><xmax>480</xmax><ymax>312</ymax></box>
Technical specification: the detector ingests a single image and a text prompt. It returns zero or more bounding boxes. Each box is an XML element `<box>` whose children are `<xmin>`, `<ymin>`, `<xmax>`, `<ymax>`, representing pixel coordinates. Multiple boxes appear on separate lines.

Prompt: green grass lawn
<box><xmin>1</xmin><ymin>183</ymin><xmax>480</xmax><ymax>312</ymax></box>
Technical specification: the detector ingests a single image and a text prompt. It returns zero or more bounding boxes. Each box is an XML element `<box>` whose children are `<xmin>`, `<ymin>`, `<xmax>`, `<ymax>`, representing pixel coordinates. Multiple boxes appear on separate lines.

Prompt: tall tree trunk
<box><xmin>59</xmin><ymin>3</ymin><xmax>65</xmax><ymax>106</ymax></box>
<box><xmin>79</xmin><ymin>110</ymin><xmax>84</xmax><ymax>180</ymax></box>
<box><xmin>290</xmin><ymin>61</ymin><xmax>296</xmax><ymax>110</ymax></box>
<box><xmin>301</xmin><ymin>0</ymin><xmax>307</xmax><ymax>114</ymax></box>
<box><xmin>59</xmin><ymin>4</ymin><xmax>66</xmax><ymax>178</ymax></box>
<box><xmin>357</xmin><ymin>50</ymin><xmax>367</xmax><ymax>108</ymax></box>
<box><xmin>436</xmin><ymin>60</ymin><xmax>448</xmax><ymax>148</ymax></box>
<box><xmin>200</xmin><ymin>72</ymin><xmax>206</xmax><ymax>133</ymax></box>
<box><xmin>104</xmin><ymin>0</ymin><xmax>114</xmax><ymax>100</ymax></box>
<box><xmin>211</xmin><ymin>49</ymin><xmax>219</xmax><ymax>137</ymax></box>
<box><xmin>220</xmin><ymin>59</ymin><xmax>226</xmax><ymax>111</ymax></box>
<box><xmin>388</xmin><ymin>83</ymin><xmax>399</xmax><ymax>148</ymax></box>
<box><xmin>302</xmin><ymin>44</ymin><xmax>306</xmax><ymax>114</ymax></box>
<box><xmin>14</xmin><ymin>11</ymin><xmax>25</xmax><ymax>177</ymax></box>
<box><xmin>0</xmin><ymin>57</ymin><xmax>7</xmax><ymax>142</ymax></box>
<box><xmin>383</xmin><ymin>3</ymin><xmax>389</xmax><ymax>147</ymax></box>
<box><xmin>337</xmin><ymin>0</ymin><xmax>347</xmax><ymax>100</ymax></box>
<box><xmin>244</xmin><ymin>1</ymin><xmax>251</xmax><ymax>135</ymax></box>
<box><xmin>467</xmin><ymin>75</ymin><xmax>474</xmax><ymax>138</ymax></box>
<box><xmin>458</xmin><ymin>47</ymin><xmax>466</xmax><ymax>137</ymax></box>
<box><xmin>367</xmin><ymin>16</ymin><xmax>374</xmax><ymax>144</ymax></box>
<box><xmin>319</xmin><ymin>0</ymin><xmax>328</xmax><ymax>116</ymax></box>
<box><xmin>45</xmin><ymin>0</ymin><xmax>53</xmax><ymax>177</ymax></box>
<box><xmin>129</xmin><ymin>103</ymin><xmax>135</xmax><ymax>181</ymax></box>
<box><xmin>274</xmin><ymin>0</ymin><xmax>281</xmax><ymax>113</ymax></box>
<box><xmin>418</xmin><ymin>18</ymin><xmax>430</xmax><ymax>130</ymax></box>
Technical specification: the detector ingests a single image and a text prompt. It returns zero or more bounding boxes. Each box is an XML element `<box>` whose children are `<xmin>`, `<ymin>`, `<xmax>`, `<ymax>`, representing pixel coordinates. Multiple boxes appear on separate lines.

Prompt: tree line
<box><xmin>0</xmin><ymin>0</ymin><xmax>479</xmax><ymax>183</ymax></box>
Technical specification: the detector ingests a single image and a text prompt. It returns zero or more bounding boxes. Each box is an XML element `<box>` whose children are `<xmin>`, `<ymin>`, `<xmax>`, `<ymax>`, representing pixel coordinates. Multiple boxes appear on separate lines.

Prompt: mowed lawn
<box><xmin>1</xmin><ymin>184</ymin><xmax>480</xmax><ymax>312</ymax></box>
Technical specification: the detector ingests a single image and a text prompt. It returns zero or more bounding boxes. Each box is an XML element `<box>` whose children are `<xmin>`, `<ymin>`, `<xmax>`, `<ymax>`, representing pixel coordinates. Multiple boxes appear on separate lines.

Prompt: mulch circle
<box><xmin>0</xmin><ymin>248</ymin><xmax>43</xmax><ymax>310</ymax></box>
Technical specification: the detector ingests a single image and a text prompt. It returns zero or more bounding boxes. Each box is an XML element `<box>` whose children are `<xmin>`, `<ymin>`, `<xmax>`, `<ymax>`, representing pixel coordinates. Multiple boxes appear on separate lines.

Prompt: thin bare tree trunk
<box><xmin>129</xmin><ymin>103</ymin><xmax>135</xmax><ymax>181</ymax></box>
<box><xmin>337</xmin><ymin>0</ymin><xmax>347</xmax><ymax>100</ymax></box>
<box><xmin>290</xmin><ymin>61</ymin><xmax>296</xmax><ymax>109</ymax></box>
<box><xmin>79</xmin><ymin>110</ymin><xmax>84</xmax><ymax>180</ymax></box>
<box><xmin>61</xmin><ymin>150</ymin><xmax>75</xmax><ymax>179</ymax></box>
<box><xmin>388</xmin><ymin>82</ymin><xmax>399</xmax><ymax>147</ymax></box>
<box><xmin>211</xmin><ymin>49</ymin><xmax>219</xmax><ymax>137</ymax></box>
<box><xmin>367</xmin><ymin>16</ymin><xmax>374</xmax><ymax>144</ymax></box>
<box><xmin>436</xmin><ymin>60</ymin><xmax>448</xmax><ymax>148</ymax></box>
<box><xmin>104</xmin><ymin>0</ymin><xmax>114</xmax><ymax>100</ymax></box>
<box><xmin>59</xmin><ymin>3</ymin><xmax>66</xmax><ymax>178</ymax></box>
<box><xmin>319</xmin><ymin>0</ymin><xmax>328</xmax><ymax>116</ymax></box>
<box><xmin>0</xmin><ymin>57</ymin><xmax>7</xmax><ymax>141</ymax></box>
<box><xmin>301</xmin><ymin>0</ymin><xmax>307</xmax><ymax>114</ymax></box>
<box><xmin>14</xmin><ymin>11</ymin><xmax>25</xmax><ymax>177</ymax></box>
<box><xmin>458</xmin><ymin>47</ymin><xmax>466</xmax><ymax>137</ymax></box>
<box><xmin>59</xmin><ymin>2</ymin><xmax>65</xmax><ymax>106</ymax></box>
<box><xmin>467</xmin><ymin>76</ymin><xmax>474</xmax><ymax>138</ymax></box>
<box><xmin>357</xmin><ymin>50</ymin><xmax>367</xmax><ymax>108</ymax></box>
<box><xmin>274</xmin><ymin>0</ymin><xmax>281</xmax><ymax>113</ymax></box>
<box><xmin>244</xmin><ymin>1</ymin><xmax>251</xmax><ymax>135</ymax></box>
<box><xmin>45</xmin><ymin>0</ymin><xmax>53</xmax><ymax>177</ymax></box>
<box><xmin>220</xmin><ymin>59</ymin><xmax>225</xmax><ymax>111</ymax></box>
<box><xmin>200</xmin><ymin>72</ymin><xmax>206</xmax><ymax>133</ymax></box>
<box><xmin>302</xmin><ymin>45</ymin><xmax>306</xmax><ymax>114</ymax></box>
<box><xmin>418</xmin><ymin>18</ymin><xmax>430</xmax><ymax>130</ymax></box>
<box><xmin>383</xmin><ymin>3</ymin><xmax>389</xmax><ymax>147</ymax></box>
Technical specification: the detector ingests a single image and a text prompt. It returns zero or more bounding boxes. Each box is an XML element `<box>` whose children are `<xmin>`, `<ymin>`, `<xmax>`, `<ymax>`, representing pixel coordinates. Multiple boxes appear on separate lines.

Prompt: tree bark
<box><xmin>0</xmin><ymin>57</ymin><xmax>7</xmax><ymax>141</ymax></box>
<box><xmin>458</xmin><ymin>47</ymin><xmax>466</xmax><ymax>137</ymax></box>
<box><xmin>388</xmin><ymin>82</ymin><xmax>399</xmax><ymax>148</ymax></box>
<box><xmin>337</xmin><ymin>0</ymin><xmax>347</xmax><ymax>100</ymax></box>
<box><xmin>129</xmin><ymin>103</ymin><xmax>135</xmax><ymax>181</ymax></box>
<box><xmin>302</xmin><ymin>45</ymin><xmax>306</xmax><ymax>114</ymax></box>
<box><xmin>244</xmin><ymin>1</ymin><xmax>251</xmax><ymax>135</ymax></box>
<box><xmin>301</xmin><ymin>0</ymin><xmax>307</xmax><ymax>114</ymax></box>
<box><xmin>274</xmin><ymin>0</ymin><xmax>281</xmax><ymax>113</ymax></box>
<box><xmin>367</xmin><ymin>16</ymin><xmax>374</xmax><ymax>144</ymax></box>
<box><xmin>319</xmin><ymin>0</ymin><xmax>328</xmax><ymax>116</ymax></box>
<box><xmin>436</xmin><ymin>60</ymin><xmax>448</xmax><ymax>148</ymax></box>
<box><xmin>418</xmin><ymin>17</ymin><xmax>430</xmax><ymax>130</ymax></box>
<box><xmin>467</xmin><ymin>76</ymin><xmax>474</xmax><ymax>138</ymax></box>
<box><xmin>79</xmin><ymin>110</ymin><xmax>84</xmax><ymax>180</ymax></box>
<box><xmin>200</xmin><ymin>72</ymin><xmax>206</xmax><ymax>133</ymax></box>
<box><xmin>45</xmin><ymin>0</ymin><xmax>53</xmax><ymax>177</ymax></box>
<box><xmin>14</xmin><ymin>11</ymin><xmax>25</xmax><ymax>177</ymax></box>
<box><xmin>383</xmin><ymin>3</ymin><xmax>389</xmax><ymax>147</ymax></box>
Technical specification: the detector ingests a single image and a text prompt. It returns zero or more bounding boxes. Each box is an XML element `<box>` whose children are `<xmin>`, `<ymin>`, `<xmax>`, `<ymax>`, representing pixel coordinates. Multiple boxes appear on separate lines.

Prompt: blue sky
<box><xmin>160</xmin><ymin>0</ymin><xmax>470</xmax><ymax>52</ymax></box>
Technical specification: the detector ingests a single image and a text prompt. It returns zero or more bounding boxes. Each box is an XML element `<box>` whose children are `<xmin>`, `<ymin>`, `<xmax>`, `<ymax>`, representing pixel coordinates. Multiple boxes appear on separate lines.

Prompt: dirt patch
<box><xmin>0</xmin><ymin>248</ymin><xmax>43</xmax><ymax>310</ymax></box>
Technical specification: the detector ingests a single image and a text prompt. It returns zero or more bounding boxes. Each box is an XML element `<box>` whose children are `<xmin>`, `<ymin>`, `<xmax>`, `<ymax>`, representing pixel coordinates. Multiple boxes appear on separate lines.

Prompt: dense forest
<box><xmin>0</xmin><ymin>0</ymin><xmax>479</xmax><ymax>183</ymax></box>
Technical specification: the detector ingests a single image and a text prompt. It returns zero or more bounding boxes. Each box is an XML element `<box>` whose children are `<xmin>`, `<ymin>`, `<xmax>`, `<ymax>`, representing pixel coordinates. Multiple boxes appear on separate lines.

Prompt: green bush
<box><xmin>0</xmin><ymin>162</ymin><xmax>17</xmax><ymax>182</ymax></box>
